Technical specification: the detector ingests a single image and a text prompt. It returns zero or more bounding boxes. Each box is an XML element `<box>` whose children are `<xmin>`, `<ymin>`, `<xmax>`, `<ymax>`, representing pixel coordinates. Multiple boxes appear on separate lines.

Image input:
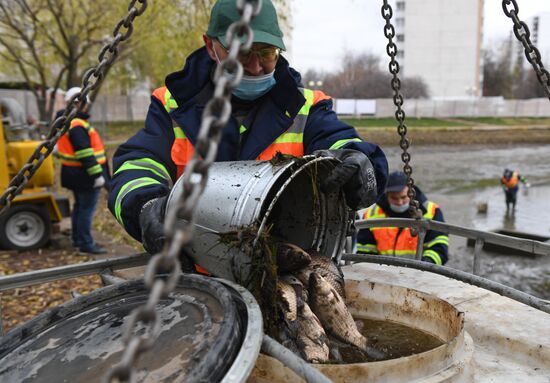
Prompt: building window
<box><xmin>532</xmin><ymin>17</ymin><xmax>539</xmax><ymax>44</ymax></box>
<box><xmin>397</xmin><ymin>34</ymin><xmax>405</xmax><ymax>42</ymax></box>
<box><xmin>396</xmin><ymin>17</ymin><xmax>404</xmax><ymax>28</ymax></box>
<box><xmin>396</xmin><ymin>51</ymin><xmax>404</xmax><ymax>59</ymax></box>
<box><xmin>396</xmin><ymin>1</ymin><xmax>405</xmax><ymax>11</ymax></box>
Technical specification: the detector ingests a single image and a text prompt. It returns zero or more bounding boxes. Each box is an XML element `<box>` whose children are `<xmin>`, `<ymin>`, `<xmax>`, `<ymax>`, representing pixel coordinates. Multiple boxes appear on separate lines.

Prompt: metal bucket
<box><xmin>166</xmin><ymin>156</ymin><xmax>349</xmax><ymax>283</ymax></box>
<box><xmin>0</xmin><ymin>274</ymin><xmax>263</xmax><ymax>383</ymax></box>
<box><xmin>249</xmin><ymin>278</ymin><xmax>474</xmax><ymax>383</ymax></box>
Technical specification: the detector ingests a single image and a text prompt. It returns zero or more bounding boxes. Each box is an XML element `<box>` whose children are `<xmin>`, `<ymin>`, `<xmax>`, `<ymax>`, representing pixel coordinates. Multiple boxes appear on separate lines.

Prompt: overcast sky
<box><xmin>287</xmin><ymin>0</ymin><xmax>550</xmax><ymax>74</ymax></box>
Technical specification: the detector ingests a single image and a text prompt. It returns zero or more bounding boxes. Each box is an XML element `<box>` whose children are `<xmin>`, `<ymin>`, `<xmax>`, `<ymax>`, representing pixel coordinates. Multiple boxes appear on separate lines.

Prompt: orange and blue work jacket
<box><xmin>56</xmin><ymin>110</ymin><xmax>109</xmax><ymax>190</ymax></box>
<box><xmin>501</xmin><ymin>171</ymin><xmax>525</xmax><ymax>191</ymax></box>
<box><xmin>108</xmin><ymin>47</ymin><xmax>388</xmax><ymax>242</ymax></box>
<box><xmin>356</xmin><ymin>188</ymin><xmax>448</xmax><ymax>265</ymax></box>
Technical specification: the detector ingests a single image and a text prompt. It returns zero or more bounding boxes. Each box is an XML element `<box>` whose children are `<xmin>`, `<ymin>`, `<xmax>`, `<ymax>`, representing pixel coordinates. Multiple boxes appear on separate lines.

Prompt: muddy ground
<box><xmin>358</xmin><ymin>125</ymin><xmax>550</xmax><ymax>146</ymax></box>
<box><xmin>1</xmin><ymin>126</ymin><xmax>549</xmax><ymax>333</ymax></box>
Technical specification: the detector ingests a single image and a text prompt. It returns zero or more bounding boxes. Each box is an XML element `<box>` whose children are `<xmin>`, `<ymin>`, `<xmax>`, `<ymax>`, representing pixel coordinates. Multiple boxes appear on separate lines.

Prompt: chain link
<box><xmin>105</xmin><ymin>1</ymin><xmax>263</xmax><ymax>381</ymax></box>
<box><xmin>381</xmin><ymin>0</ymin><xmax>421</xmax><ymax>220</ymax></box>
<box><xmin>0</xmin><ymin>0</ymin><xmax>148</xmax><ymax>215</ymax></box>
<box><xmin>502</xmin><ymin>0</ymin><xmax>550</xmax><ymax>100</ymax></box>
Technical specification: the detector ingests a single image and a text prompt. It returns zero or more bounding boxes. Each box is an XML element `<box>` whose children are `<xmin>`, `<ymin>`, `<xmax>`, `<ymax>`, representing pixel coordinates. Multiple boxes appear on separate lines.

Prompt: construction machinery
<box><xmin>0</xmin><ymin>98</ymin><xmax>69</xmax><ymax>250</ymax></box>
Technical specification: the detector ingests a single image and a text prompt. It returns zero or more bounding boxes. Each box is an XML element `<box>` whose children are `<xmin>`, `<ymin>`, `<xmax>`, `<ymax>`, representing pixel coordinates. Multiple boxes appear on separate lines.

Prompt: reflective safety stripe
<box><xmin>423</xmin><ymin>201</ymin><xmax>438</xmax><ymax>219</ymax></box>
<box><xmin>75</xmin><ymin>148</ymin><xmax>94</xmax><ymax>159</ymax></box>
<box><xmin>424</xmin><ymin>235</ymin><xmax>449</xmax><ymax>248</ymax></box>
<box><xmin>298</xmin><ymin>89</ymin><xmax>314</xmax><ymax>115</ymax></box>
<box><xmin>57</xmin><ymin>117</ymin><xmax>106</xmax><ymax>167</ymax></box>
<box><xmin>364</xmin><ymin>205</ymin><xmax>385</xmax><ymax>219</ymax></box>
<box><xmin>329</xmin><ymin>138</ymin><xmax>362</xmax><ymax>150</ymax></box>
<box><xmin>173</xmin><ymin>127</ymin><xmax>186</xmax><ymax>139</ymax></box>
<box><xmin>356</xmin><ymin>243</ymin><xmax>378</xmax><ymax>253</ymax></box>
<box><xmin>114</xmin><ymin>158</ymin><xmax>173</xmax><ymax>188</ymax></box>
<box><xmin>423</xmin><ymin>249</ymin><xmax>443</xmax><ymax>265</ymax></box>
<box><xmin>115</xmin><ymin>177</ymin><xmax>162</xmax><ymax>224</ymax></box>
<box><xmin>273</xmin><ymin>132</ymin><xmax>303</xmax><ymax>143</ymax></box>
<box><xmin>87</xmin><ymin>164</ymin><xmax>102</xmax><ymax>176</ymax></box>
<box><xmin>379</xmin><ymin>249</ymin><xmax>416</xmax><ymax>256</ymax></box>
<box><xmin>153</xmin><ymin>87</ymin><xmax>179</xmax><ymax>113</ymax></box>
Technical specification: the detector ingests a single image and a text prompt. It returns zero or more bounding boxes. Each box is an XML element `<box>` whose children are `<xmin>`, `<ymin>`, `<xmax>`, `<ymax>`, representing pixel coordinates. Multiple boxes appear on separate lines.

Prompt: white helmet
<box><xmin>64</xmin><ymin>87</ymin><xmax>90</xmax><ymax>103</ymax></box>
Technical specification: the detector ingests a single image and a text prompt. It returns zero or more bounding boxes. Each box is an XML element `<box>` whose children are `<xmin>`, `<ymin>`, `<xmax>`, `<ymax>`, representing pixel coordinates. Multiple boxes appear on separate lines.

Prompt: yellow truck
<box><xmin>0</xmin><ymin>98</ymin><xmax>69</xmax><ymax>250</ymax></box>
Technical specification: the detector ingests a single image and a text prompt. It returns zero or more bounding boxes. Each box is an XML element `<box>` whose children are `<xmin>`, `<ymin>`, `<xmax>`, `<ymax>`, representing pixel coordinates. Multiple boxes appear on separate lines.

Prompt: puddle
<box><xmin>332</xmin><ymin>318</ymin><xmax>444</xmax><ymax>363</ymax></box>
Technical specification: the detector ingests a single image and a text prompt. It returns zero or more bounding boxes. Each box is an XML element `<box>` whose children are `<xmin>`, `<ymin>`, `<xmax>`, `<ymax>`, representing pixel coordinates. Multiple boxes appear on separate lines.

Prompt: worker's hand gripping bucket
<box><xmin>165</xmin><ymin>155</ymin><xmax>350</xmax><ymax>287</ymax></box>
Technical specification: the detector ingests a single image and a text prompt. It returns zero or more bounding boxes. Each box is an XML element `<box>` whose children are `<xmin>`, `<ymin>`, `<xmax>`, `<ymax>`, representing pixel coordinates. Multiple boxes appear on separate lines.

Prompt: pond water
<box><xmin>382</xmin><ymin>144</ymin><xmax>550</xmax><ymax>299</ymax></box>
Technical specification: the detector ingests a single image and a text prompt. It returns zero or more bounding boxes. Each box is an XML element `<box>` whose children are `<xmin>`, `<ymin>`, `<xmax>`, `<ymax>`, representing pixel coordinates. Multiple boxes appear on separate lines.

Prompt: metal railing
<box><xmin>0</xmin><ymin>253</ymin><xmax>150</xmax><ymax>292</ymax></box>
<box><xmin>1</xmin><ymin>217</ymin><xmax>549</xmax><ymax>332</ymax></box>
<box><xmin>1</xmin><ymin>219</ymin><xmax>549</xmax><ymax>292</ymax></box>
<box><xmin>355</xmin><ymin>218</ymin><xmax>550</xmax><ymax>274</ymax></box>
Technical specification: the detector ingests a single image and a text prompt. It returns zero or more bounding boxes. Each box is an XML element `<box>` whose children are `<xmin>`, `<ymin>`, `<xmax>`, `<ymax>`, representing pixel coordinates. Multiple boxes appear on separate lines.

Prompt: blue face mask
<box><xmin>232</xmin><ymin>71</ymin><xmax>276</xmax><ymax>100</ymax></box>
<box><xmin>390</xmin><ymin>202</ymin><xmax>410</xmax><ymax>213</ymax></box>
<box><xmin>213</xmin><ymin>47</ymin><xmax>276</xmax><ymax>100</ymax></box>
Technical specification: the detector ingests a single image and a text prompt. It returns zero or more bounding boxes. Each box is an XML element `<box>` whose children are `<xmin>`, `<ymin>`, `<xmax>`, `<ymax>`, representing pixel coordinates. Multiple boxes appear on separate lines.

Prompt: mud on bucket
<box><xmin>166</xmin><ymin>155</ymin><xmax>350</xmax><ymax>287</ymax></box>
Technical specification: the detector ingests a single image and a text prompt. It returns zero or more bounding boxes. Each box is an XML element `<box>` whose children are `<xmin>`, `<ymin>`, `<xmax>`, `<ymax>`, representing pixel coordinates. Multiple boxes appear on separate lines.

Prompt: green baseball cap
<box><xmin>207</xmin><ymin>0</ymin><xmax>286</xmax><ymax>50</ymax></box>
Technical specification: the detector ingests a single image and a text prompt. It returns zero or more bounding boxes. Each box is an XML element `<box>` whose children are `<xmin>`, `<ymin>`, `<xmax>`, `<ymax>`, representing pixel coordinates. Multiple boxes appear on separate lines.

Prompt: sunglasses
<box><xmin>217</xmin><ymin>40</ymin><xmax>280</xmax><ymax>64</ymax></box>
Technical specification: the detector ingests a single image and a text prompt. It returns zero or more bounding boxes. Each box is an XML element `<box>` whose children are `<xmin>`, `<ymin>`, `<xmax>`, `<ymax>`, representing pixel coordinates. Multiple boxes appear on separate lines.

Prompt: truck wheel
<box><xmin>0</xmin><ymin>204</ymin><xmax>52</xmax><ymax>250</ymax></box>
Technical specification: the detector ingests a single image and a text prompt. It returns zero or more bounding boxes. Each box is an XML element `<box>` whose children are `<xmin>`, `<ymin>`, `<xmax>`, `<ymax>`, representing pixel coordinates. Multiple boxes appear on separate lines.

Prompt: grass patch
<box><xmin>452</xmin><ymin>117</ymin><xmax>550</xmax><ymax>126</ymax></box>
<box><xmin>341</xmin><ymin>117</ymin><xmax>470</xmax><ymax>128</ymax></box>
<box><xmin>102</xmin><ymin>120</ymin><xmax>143</xmax><ymax>142</ymax></box>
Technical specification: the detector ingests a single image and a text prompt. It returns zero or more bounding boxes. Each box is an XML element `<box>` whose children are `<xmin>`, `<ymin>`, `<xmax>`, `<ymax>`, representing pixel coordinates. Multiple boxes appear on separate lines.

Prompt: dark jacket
<box><xmin>56</xmin><ymin>110</ymin><xmax>110</xmax><ymax>191</ymax></box>
<box><xmin>356</xmin><ymin>186</ymin><xmax>449</xmax><ymax>265</ymax></box>
<box><xmin>108</xmin><ymin>47</ymin><xmax>388</xmax><ymax>241</ymax></box>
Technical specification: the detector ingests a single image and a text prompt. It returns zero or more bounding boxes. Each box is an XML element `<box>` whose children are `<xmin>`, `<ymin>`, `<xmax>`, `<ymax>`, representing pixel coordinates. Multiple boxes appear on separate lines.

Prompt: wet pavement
<box><xmin>383</xmin><ymin>144</ymin><xmax>550</xmax><ymax>299</ymax></box>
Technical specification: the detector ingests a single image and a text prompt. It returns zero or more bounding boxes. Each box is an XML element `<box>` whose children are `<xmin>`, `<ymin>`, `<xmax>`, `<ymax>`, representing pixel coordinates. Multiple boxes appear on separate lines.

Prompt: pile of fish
<box><xmin>274</xmin><ymin>243</ymin><xmax>382</xmax><ymax>363</ymax></box>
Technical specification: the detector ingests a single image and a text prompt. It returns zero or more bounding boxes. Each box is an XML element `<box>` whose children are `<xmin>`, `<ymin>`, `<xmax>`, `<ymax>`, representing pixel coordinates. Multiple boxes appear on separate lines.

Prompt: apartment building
<box><xmin>395</xmin><ymin>0</ymin><xmax>484</xmax><ymax>98</ymax></box>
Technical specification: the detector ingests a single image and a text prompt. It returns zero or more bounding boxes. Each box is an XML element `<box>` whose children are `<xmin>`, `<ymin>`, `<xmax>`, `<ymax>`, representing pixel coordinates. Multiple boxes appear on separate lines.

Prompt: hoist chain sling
<box><xmin>380</xmin><ymin>0</ymin><xmax>422</xmax><ymax>220</ymax></box>
<box><xmin>502</xmin><ymin>0</ymin><xmax>550</xmax><ymax>100</ymax></box>
<box><xmin>106</xmin><ymin>1</ymin><xmax>263</xmax><ymax>382</ymax></box>
<box><xmin>0</xmin><ymin>0</ymin><xmax>148</xmax><ymax>214</ymax></box>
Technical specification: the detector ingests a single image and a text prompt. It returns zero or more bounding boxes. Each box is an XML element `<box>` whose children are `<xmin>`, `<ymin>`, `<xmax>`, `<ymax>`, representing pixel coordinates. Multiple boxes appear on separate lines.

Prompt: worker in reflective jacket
<box><xmin>108</xmin><ymin>0</ymin><xmax>388</xmax><ymax>264</ymax></box>
<box><xmin>356</xmin><ymin>171</ymin><xmax>449</xmax><ymax>265</ymax></box>
<box><xmin>500</xmin><ymin>168</ymin><xmax>529</xmax><ymax>212</ymax></box>
<box><xmin>57</xmin><ymin>87</ymin><xmax>110</xmax><ymax>255</ymax></box>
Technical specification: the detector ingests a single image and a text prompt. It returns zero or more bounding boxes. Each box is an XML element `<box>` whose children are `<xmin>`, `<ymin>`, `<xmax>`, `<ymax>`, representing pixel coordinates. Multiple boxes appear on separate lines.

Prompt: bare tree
<box><xmin>313</xmin><ymin>51</ymin><xmax>428</xmax><ymax>99</ymax></box>
<box><xmin>0</xmin><ymin>0</ymin><xmax>129</xmax><ymax>120</ymax></box>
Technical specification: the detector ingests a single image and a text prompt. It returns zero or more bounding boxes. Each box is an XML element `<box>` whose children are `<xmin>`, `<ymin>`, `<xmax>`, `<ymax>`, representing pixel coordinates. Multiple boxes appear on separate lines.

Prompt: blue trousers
<box><xmin>71</xmin><ymin>188</ymin><xmax>100</xmax><ymax>250</ymax></box>
<box><xmin>504</xmin><ymin>187</ymin><xmax>518</xmax><ymax>209</ymax></box>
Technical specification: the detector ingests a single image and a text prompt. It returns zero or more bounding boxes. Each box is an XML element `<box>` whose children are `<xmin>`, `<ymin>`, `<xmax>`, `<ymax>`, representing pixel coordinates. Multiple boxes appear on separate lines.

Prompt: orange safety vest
<box><xmin>57</xmin><ymin>118</ymin><xmax>106</xmax><ymax>167</ymax></box>
<box><xmin>501</xmin><ymin>172</ymin><xmax>519</xmax><ymax>188</ymax></box>
<box><xmin>363</xmin><ymin>202</ymin><xmax>438</xmax><ymax>256</ymax></box>
<box><xmin>152</xmin><ymin>86</ymin><xmax>330</xmax><ymax>177</ymax></box>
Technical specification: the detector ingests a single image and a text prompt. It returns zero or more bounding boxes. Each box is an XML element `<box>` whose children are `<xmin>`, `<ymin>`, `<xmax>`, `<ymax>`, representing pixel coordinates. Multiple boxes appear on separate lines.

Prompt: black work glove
<box><xmin>139</xmin><ymin>195</ymin><xmax>196</xmax><ymax>273</ymax></box>
<box><xmin>139</xmin><ymin>195</ymin><xmax>168</xmax><ymax>255</ymax></box>
<box><xmin>314</xmin><ymin>149</ymin><xmax>377</xmax><ymax>210</ymax></box>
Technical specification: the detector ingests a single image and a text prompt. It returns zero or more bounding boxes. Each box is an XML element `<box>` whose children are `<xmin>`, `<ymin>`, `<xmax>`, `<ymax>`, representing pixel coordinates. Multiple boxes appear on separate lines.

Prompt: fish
<box><xmin>274</xmin><ymin>241</ymin><xmax>312</xmax><ymax>273</ymax></box>
<box><xmin>295</xmin><ymin>249</ymin><xmax>346</xmax><ymax>299</ymax></box>
<box><xmin>277</xmin><ymin>279</ymin><xmax>298</xmax><ymax>322</ymax></box>
<box><xmin>308</xmin><ymin>272</ymin><xmax>368</xmax><ymax>352</ymax></box>
<box><xmin>281</xmin><ymin>274</ymin><xmax>308</xmax><ymax>303</ymax></box>
<box><xmin>295</xmin><ymin>300</ymin><xmax>330</xmax><ymax>363</ymax></box>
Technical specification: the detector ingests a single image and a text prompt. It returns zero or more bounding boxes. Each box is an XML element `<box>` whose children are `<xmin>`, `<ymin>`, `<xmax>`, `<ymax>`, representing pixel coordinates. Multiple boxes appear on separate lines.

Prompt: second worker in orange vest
<box><xmin>57</xmin><ymin>87</ymin><xmax>110</xmax><ymax>255</ymax></box>
<box><xmin>500</xmin><ymin>168</ymin><xmax>529</xmax><ymax>212</ymax></box>
<box><xmin>356</xmin><ymin>171</ymin><xmax>449</xmax><ymax>265</ymax></box>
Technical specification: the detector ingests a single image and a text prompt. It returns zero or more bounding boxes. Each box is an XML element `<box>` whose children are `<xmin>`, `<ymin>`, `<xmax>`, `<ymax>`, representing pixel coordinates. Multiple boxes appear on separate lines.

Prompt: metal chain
<box><xmin>0</xmin><ymin>0</ymin><xmax>148</xmax><ymax>215</ymax></box>
<box><xmin>381</xmin><ymin>0</ymin><xmax>421</xmax><ymax>219</ymax></box>
<box><xmin>502</xmin><ymin>0</ymin><xmax>550</xmax><ymax>100</ymax></box>
<box><xmin>105</xmin><ymin>1</ymin><xmax>263</xmax><ymax>381</ymax></box>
